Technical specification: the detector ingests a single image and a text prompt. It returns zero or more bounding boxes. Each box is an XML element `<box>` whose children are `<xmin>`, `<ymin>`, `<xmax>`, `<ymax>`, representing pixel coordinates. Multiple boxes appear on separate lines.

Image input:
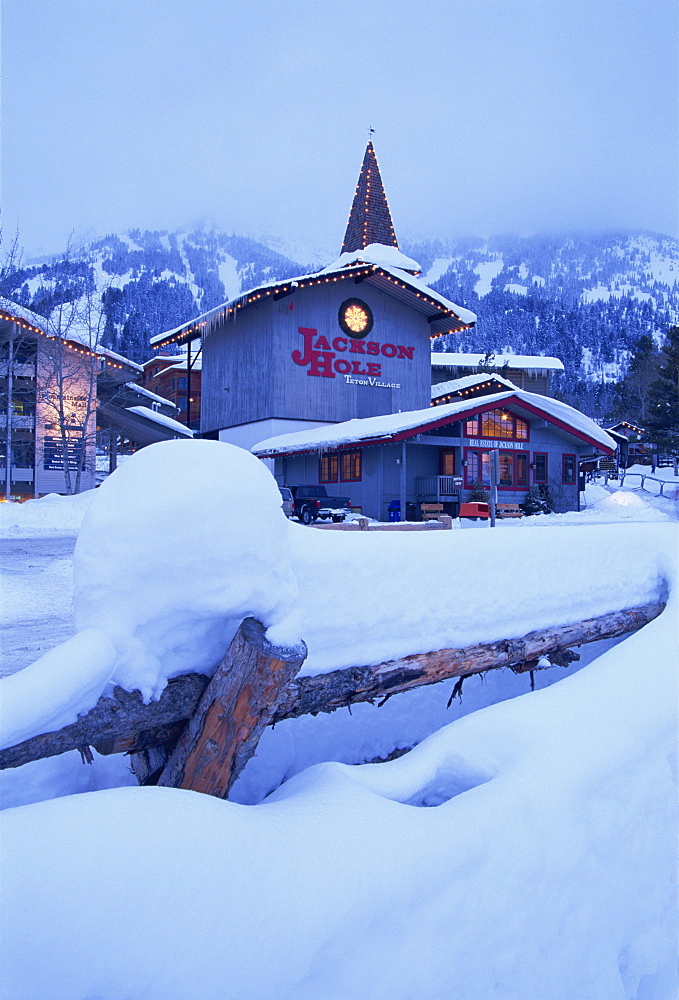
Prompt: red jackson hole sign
<box><xmin>291</xmin><ymin>327</ymin><xmax>415</xmax><ymax>382</ymax></box>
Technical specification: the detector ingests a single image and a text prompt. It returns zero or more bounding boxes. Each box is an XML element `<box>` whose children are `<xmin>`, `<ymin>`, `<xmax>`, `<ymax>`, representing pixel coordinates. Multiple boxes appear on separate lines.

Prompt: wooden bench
<box><xmin>459</xmin><ymin>502</ymin><xmax>490</xmax><ymax>519</ymax></box>
<box><xmin>496</xmin><ymin>503</ymin><xmax>524</xmax><ymax>518</ymax></box>
<box><xmin>420</xmin><ymin>503</ymin><xmax>444</xmax><ymax>521</ymax></box>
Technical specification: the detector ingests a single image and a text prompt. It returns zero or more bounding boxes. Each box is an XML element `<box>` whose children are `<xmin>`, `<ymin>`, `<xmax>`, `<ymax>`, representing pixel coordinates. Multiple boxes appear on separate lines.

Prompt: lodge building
<box><xmin>0</xmin><ymin>301</ymin><xmax>192</xmax><ymax>501</ymax></box>
<box><xmin>150</xmin><ymin>142</ymin><xmax>476</xmax><ymax>452</ymax></box>
<box><xmin>150</xmin><ymin>141</ymin><xmax>616</xmax><ymax>517</ymax></box>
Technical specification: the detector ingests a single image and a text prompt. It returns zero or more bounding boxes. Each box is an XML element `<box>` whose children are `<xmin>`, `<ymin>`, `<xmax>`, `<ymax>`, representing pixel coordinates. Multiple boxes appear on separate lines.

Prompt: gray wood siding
<box><xmin>274</xmin><ymin>416</ymin><xmax>593</xmax><ymax>520</ymax></box>
<box><xmin>202</xmin><ymin>280</ymin><xmax>433</xmax><ymax>433</ymax></box>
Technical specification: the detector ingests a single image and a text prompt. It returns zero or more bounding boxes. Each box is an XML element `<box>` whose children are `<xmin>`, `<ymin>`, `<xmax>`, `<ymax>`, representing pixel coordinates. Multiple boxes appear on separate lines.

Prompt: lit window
<box><xmin>439</xmin><ymin>449</ymin><xmax>455</xmax><ymax>476</ymax></box>
<box><xmin>465</xmin><ymin>411</ymin><xmax>529</xmax><ymax>441</ymax></box>
<box><xmin>319</xmin><ymin>453</ymin><xmax>339</xmax><ymax>483</ymax></box>
<box><xmin>498</xmin><ymin>453</ymin><xmax>513</xmax><ymax>486</ymax></box>
<box><xmin>340</xmin><ymin>450</ymin><xmax>362</xmax><ymax>482</ymax></box>
<box><xmin>481</xmin><ymin>411</ymin><xmax>511</xmax><ymax>439</ymax></box>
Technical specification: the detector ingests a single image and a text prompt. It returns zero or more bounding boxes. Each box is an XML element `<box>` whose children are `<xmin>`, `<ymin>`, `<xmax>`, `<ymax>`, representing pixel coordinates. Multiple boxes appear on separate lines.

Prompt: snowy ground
<box><xmin>0</xmin><ymin>446</ymin><xmax>677</xmax><ymax>1000</ymax></box>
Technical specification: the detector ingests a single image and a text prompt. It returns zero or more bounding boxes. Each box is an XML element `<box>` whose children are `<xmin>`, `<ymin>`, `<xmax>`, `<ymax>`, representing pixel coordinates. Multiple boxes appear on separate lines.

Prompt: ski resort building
<box><xmin>0</xmin><ymin>300</ymin><xmax>191</xmax><ymax>500</ymax></box>
<box><xmin>140</xmin><ymin>350</ymin><xmax>202</xmax><ymax>431</ymax></box>
<box><xmin>252</xmin><ymin>384</ymin><xmax>616</xmax><ymax>519</ymax></box>
<box><xmin>149</xmin><ymin>142</ymin><xmax>476</xmax><ymax>452</ymax></box>
<box><xmin>431</xmin><ymin>352</ymin><xmax>564</xmax><ymax>396</ymax></box>
<box><xmin>149</xmin><ymin>140</ymin><xmax>612</xmax><ymax>516</ymax></box>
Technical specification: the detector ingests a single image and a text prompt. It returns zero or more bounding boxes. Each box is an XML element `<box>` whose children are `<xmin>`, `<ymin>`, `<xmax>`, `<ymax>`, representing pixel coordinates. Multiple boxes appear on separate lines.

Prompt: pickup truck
<box><xmin>286</xmin><ymin>484</ymin><xmax>353</xmax><ymax>525</ymax></box>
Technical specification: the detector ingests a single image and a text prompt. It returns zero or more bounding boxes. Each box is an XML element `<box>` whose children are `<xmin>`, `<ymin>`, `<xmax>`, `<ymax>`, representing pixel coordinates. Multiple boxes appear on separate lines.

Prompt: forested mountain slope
<box><xmin>4</xmin><ymin>228</ymin><xmax>677</xmax><ymax>418</ymax></box>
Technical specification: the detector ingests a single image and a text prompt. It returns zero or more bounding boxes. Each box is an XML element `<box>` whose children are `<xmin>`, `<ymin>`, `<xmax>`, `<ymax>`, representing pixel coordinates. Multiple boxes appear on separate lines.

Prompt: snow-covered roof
<box><xmin>125</xmin><ymin>406</ymin><xmax>193</xmax><ymax>436</ymax></box>
<box><xmin>431</xmin><ymin>352</ymin><xmax>565</xmax><ymax>373</ymax></box>
<box><xmin>151</xmin><ymin>263</ymin><xmax>476</xmax><ymax>348</ymax></box>
<box><xmin>252</xmin><ymin>389</ymin><xmax>616</xmax><ymax>457</ymax></box>
<box><xmin>320</xmin><ymin>243</ymin><xmax>422</xmax><ymax>276</ymax></box>
<box><xmin>153</xmin><ymin>358</ymin><xmax>203</xmax><ymax>376</ymax></box>
<box><xmin>0</xmin><ymin>298</ymin><xmax>48</xmax><ymax>332</ymax></box>
<box><xmin>141</xmin><ymin>352</ymin><xmax>191</xmax><ymax>368</ymax></box>
<box><xmin>431</xmin><ymin>373</ymin><xmax>519</xmax><ymax>399</ymax></box>
<box><xmin>0</xmin><ymin>298</ymin><xmax>141</xmax><ymax>372</ymax></box>
<box><xmin>123</xmin><ymin>382</ymin><xmax>179</xmax><ymax>410</ymax></box>
<box><xmin>607</xmin><ymin>421</ymin><xmax>644</xmax><ymax>435</ymax></box>
<box><xmin>98</xmin><ymin>346</ymin><xmax>142</xmax><ymax>372</ymax></box>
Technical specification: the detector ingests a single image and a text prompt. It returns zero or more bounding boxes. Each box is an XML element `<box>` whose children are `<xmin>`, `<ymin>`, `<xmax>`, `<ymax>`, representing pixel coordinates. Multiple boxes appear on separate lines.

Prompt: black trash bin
<box><xmin>406</xmin><ymin>501</ymin><xmax>419</xmax><ymax>521</ymax></box>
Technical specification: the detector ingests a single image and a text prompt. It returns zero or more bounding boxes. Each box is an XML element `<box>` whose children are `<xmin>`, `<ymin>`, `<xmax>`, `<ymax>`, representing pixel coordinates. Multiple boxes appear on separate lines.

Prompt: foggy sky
<box><xmin>2</xmin><ymin>0</ymin><xmax>678</xmax><ymax>260</ymax></box>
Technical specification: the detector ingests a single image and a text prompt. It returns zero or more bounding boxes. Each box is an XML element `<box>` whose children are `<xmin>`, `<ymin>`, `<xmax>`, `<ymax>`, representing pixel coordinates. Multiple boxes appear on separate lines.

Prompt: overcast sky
<box><xmin>2</xmin><ymin>0</ymin><xmax>678</xmax><ymax>259</ymax></box>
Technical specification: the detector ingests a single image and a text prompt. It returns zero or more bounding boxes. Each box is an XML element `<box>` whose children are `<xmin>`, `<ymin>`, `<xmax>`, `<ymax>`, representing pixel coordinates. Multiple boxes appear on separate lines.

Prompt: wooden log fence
<box><xmin>0</xmin><ymin>601</ymin><xmax>664</xmax><ymax>782</ymax></box>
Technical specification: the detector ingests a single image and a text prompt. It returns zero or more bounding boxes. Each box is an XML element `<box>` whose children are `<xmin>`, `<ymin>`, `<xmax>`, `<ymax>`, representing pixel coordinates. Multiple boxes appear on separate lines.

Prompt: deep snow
<box><xmin>0</xmin><ymin>443</ymin><xmax>677</xmax><ymax>1000</ymax></box>
<box><xmin>1</xmin><ymin>577</ymin><xmax>676</xmax><ymax>1000</ymax></box>
<box><xmin>0</xmin><ymin>443</ymin><xmax>672</xmax><ymax>752</ymax></box>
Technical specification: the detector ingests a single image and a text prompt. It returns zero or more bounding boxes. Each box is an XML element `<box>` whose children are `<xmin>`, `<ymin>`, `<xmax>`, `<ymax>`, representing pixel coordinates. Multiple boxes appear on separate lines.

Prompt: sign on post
<box><xmin>490</xmin><ymin>449</ymin><xmax>499</xmax><ymax>527</ymax></box>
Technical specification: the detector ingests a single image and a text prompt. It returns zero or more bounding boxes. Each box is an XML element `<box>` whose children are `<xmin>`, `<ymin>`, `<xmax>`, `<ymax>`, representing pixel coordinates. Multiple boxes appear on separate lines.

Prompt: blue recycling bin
<box><xmin>388</xmin><ymin>501</ymin><xmax>400</xmax><ymax>522</ymax></box>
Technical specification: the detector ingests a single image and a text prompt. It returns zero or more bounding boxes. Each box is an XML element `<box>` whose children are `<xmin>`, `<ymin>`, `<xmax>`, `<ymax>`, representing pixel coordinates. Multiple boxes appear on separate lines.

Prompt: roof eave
<box><xmin>150</xmin><ymin>263</ymin><xmax>476</xmax><ymax>350</ymax></box>
<box><xmin>255</xmin><ymin>393</ymin><xmax>615</xmax><ymax>458</ymax></box>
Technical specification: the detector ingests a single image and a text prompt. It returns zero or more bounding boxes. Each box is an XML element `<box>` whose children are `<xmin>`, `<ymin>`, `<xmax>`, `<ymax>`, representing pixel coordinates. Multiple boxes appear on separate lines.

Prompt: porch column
<box><xmin>400</xmin><ymin>440</ymin><xmax>407</xmax><ymax>522</ymax></box>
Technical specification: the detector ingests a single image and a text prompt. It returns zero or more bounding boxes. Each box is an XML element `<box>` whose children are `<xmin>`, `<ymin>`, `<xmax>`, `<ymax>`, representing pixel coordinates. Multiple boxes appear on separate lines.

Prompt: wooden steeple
<box><xmin>341</xmin><ymin>141</ymin><xmax>399</xmax><ymax>254</ymax></box>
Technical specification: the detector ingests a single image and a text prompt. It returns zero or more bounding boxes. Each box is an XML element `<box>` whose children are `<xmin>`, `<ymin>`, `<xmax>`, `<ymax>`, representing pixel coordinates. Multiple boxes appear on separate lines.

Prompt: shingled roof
<box><xmin>341</xmin><ymin>141</ymin><xmax>399</xmax><ymax>254</ymax></box>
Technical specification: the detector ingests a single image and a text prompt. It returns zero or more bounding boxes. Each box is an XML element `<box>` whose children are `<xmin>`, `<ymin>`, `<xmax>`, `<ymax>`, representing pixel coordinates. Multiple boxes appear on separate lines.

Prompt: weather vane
<box><xmin>368</xmin><ymin>126</ymin><xmax>375</xmax><ymax>140</ymax></box>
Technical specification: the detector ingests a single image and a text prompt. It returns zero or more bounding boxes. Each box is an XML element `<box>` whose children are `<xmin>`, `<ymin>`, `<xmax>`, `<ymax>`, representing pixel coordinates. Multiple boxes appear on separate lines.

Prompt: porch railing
<box><xmin>416</xmin><ymin>475</ymin><xmax>462</xmax><ymax>500</ymax></box>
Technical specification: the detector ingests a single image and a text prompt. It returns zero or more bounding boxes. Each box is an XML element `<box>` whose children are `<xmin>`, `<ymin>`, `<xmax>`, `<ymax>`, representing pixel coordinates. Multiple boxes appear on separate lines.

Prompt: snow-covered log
<box><xmin>0</xmin><ymin>601</ymin><xmax>664</xmax><ymax>773</ymax></box>
<box><xmin>156</xmin><ymin>618</ymin><xmax>307</xmax><ymax>797</ymax></box>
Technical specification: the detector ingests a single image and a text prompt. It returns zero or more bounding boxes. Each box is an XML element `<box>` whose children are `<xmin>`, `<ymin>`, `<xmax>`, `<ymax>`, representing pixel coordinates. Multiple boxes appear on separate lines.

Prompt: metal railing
<box><xmin>618</xmin><ymin>470</ymin><xmax>679</xmax><ymax>498</ymax></box>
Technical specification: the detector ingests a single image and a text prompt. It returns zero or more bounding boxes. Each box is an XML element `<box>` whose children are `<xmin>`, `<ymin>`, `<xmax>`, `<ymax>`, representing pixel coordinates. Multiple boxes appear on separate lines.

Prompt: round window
<box><xmin>338</xmin><ymin>298</ymin><xmax>374</xmax><ymax>338</ymax></box>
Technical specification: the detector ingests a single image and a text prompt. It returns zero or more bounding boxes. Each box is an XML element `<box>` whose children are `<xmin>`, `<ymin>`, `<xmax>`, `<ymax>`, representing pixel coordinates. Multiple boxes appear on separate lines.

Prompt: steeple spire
<box><xmin>341</xmin><ymin>141</ymin><xmax>399</xmax><ymax>255</ymax></box>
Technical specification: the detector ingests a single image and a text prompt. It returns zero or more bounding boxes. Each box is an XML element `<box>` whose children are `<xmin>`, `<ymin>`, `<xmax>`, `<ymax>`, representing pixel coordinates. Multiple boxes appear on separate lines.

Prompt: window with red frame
<box><xmin>319</xmin><ymin>453</ymin><xmax>339</xmax><ymax>483</ymax></box>
<box><xmin>340</xmin><ymin>450</ymin><xmax>362</xmax><ymax>482</ymax></box>
<box><xmin>516</xmin><ymin>452</ymin><xmax>529</xmax><ymax>487</ymax></box>
<box><xmin>464</xmin><ymin>410</ymin><xmax>529</xmax><ymax>440</ymax></box>
<box><xmin>533</xmin><ymin>453</ymin><xmax>548</xmax><ymax>483</ymax></box>
<box><xmin>562</xmin><ymin>454</ymin><xmax>576</xmax><ymax>485</ymax></box>
<box><xmin>465</xmin><ymin>450</ymin><xmax>491</xmax><ymax>487</ymax></box>
<box><xmin>464</xmin><ymin>449</ymin><xmax>529</xmax><ymax>489</ymax></box>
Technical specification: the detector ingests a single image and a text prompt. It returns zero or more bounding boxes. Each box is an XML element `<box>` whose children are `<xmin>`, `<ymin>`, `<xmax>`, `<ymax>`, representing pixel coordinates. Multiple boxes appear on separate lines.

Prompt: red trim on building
<box><xmin>256</xmin><ymin>394</ymin><xmax>614</xmax><ymax>458</ymax></box>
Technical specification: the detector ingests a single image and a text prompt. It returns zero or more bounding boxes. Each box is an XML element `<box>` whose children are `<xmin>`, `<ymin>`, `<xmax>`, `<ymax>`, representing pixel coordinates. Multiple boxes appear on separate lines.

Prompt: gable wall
<box><xmin>202</xmin><ymin>279</ymin><xmax>433</xmax><ymax>433</ymax></box>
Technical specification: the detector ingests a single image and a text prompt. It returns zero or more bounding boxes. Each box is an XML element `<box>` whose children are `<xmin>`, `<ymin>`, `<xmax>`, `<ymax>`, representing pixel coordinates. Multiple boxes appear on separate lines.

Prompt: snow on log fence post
<box><xmin>0</xmin><ymin>602</ymin><xmax>666</xmax><ymax>790</ymax></box>
<box><xmin>155</xmin><ymin>618</ymin><xmax>307</xmax><ymax>797</ymax></box>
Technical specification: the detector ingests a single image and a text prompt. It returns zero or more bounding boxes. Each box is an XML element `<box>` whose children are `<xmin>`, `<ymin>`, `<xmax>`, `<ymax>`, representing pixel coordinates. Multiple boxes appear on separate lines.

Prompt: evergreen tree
<box><xmin>613</xmin><ymin>334</ymin><xmax>660</xmax><ymax>426</ymax></box>
<box><xmin>469</xmin><ymin>479</ymin><xmax>489</xmax><ymax>503</ymax></box>
<box><xmin>522</xmin><ymin>484</ymin><xmax>551</xmax><ymax>515</ymax></box>
<box><xmin>645</xmin><ymin>326</ymin><xmax>679</xmax><ymax>463</ymax></box>
<box><xmin>477</xmin><ymin>351</ymin><xmax>496</xmax><ymax>374</ymax></box>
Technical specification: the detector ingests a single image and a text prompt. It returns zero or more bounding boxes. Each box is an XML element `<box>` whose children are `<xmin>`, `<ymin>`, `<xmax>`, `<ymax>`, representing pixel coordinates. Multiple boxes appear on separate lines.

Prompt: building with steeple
<box><xmin>149</xmin><ymin>142</ymin><xmax>614</xmax><ymax>519</ymax></box>
<box><xmin>150</xmin><ymin>141</ymin><xmax>476</xmax><ymax>451</ymax></box>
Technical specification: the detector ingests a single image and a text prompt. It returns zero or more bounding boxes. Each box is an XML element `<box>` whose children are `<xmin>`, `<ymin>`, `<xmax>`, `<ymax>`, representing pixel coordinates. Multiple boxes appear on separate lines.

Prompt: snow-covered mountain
<box><xmin>413</xmin><ymin>232</ymin><xmax>678</xmax><ymax>414</ymax></box>
<box><xmin>5</xmin><ymin>228</ymin><xmax>678</xmax><ymax>414</ymax></box>
<box><xmin>7</xmin><ymin>229</ymin><xmax>311</xmax><ymax>363</ymax></box>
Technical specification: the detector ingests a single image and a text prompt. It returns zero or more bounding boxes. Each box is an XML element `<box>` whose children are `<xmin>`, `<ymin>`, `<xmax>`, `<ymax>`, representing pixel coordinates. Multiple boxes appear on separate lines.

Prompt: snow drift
<box><xmin>1</xmin><ymin>577</ymin><xmax>676</xmax><ymax>1000</ymax></box>
<box><xmin>0</xmin><ymin>440</ymin><xmax>673</xmax><ymax>752</ymax></box>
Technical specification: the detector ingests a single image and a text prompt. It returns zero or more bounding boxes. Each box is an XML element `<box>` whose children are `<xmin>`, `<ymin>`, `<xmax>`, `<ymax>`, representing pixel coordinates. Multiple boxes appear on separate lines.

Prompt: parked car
<box><xmin>286</xmin><ymin>484</ymin><xmax>352</xmax><ymax>525</ymax></box>
<box><xmin>278</xmin><ymin>486</ymin><xmax>294</xmax><ymax>518</ymax></box>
